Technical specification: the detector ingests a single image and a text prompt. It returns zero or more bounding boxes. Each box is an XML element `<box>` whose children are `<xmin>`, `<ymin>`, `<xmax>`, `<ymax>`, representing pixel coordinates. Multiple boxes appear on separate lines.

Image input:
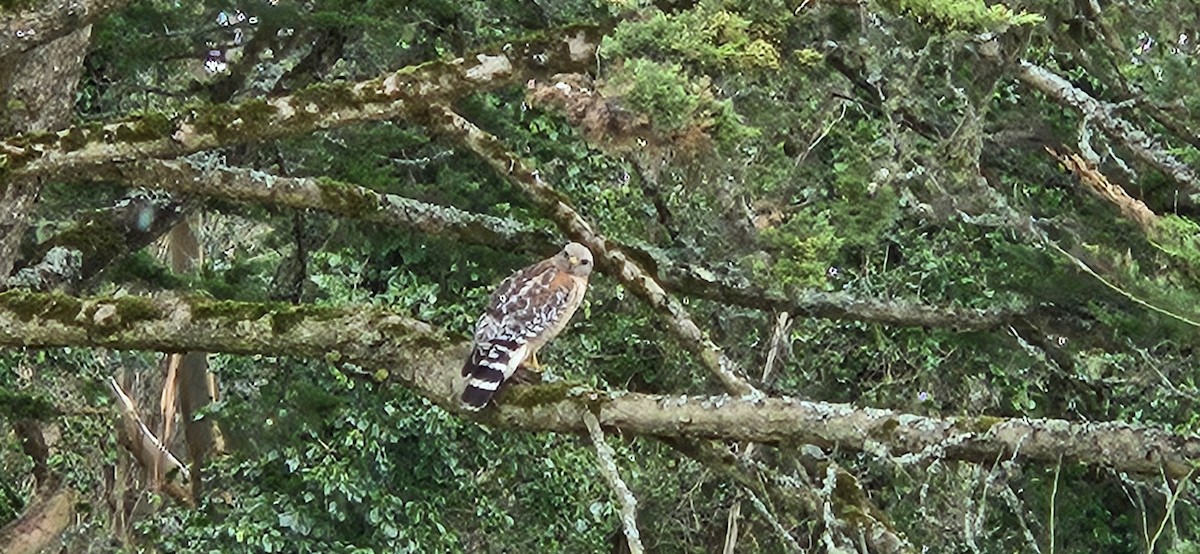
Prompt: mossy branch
<box><xmin>81</xmin><ymin>159</ymin><xmax>555</xmax><ymax>254</ymax></box>
<box><xmin>1</xmin><ymin>27</ymin><xmax>603</xmax><ymax>177</ymax></box>
<box><xmin>0</xmin><ymin>290</ymin><xmax>1196</xmax><ymax>478</ymax></box>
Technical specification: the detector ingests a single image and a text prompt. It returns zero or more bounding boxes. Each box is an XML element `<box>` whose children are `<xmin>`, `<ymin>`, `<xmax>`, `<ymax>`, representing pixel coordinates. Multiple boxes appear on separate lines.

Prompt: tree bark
<box><xmin>0</xmin><ymin>23</ymin><xmax>92</xmax><ymax>278</ymax></box>
<box><xmin>0</xmin><ymin>290</ymin><xmax>1194</xmax><ymax>479</ymax></box>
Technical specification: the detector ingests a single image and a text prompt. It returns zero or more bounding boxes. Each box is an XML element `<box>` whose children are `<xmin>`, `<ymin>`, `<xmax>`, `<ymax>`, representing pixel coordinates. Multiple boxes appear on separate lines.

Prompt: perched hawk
<box><xmin>461</xmin><ymin>242</ymin><xmax>594</xmax><ymax>410</ymax></box>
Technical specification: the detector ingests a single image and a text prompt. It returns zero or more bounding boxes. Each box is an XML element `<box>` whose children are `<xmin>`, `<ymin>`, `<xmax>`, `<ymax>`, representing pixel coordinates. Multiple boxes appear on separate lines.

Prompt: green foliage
<box><xmin>754</xmin><ymin>210</ymin><xmax>844</xmax><ymax>291</ymax></box>
<box><xmin>1152</xmin><ymin>214</ymin><xmax>1200</xmax><ymax>267</ymax></box>
<box><xmin>883</xmin><ymin>0</ymin><xmax>1045</xmax><ymax>33</ymax></box>
<box><xmin>137</xmin><ymin>358</ymin><xmax>625</xmax><ymax>553</ymax></box>
<box><xmin>608</xmin><ymin>59</ymin><xmax>700</xmax><ymax>133</ymax></box>
<box><xmin>604</xmin><ymin>59</ymin><xmax>758</xmax><ymax>145</ymax></box>
<box><xmin>603</xmin><ymin>6</ymin><xmax>781</xmax><ymax>70</ymax></box>
<box><xmin>0</xmin><ymin>389</ymin><xmax>60</xmax><ymax>420</ymax></box>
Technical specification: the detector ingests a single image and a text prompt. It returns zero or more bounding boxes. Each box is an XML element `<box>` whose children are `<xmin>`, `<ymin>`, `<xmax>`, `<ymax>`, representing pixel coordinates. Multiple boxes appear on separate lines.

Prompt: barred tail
<box><xmin>461</xmin><ymin>340</ymin><xmax>526</xmax><ymax>410</ymax></box>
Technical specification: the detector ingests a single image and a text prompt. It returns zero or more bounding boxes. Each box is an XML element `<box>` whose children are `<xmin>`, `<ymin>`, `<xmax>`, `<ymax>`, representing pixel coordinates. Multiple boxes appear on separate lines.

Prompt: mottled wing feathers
<box><xmin>461</xmin><ymin>260</ymin><xmax>584</xmax><ymax>410</ymax></box>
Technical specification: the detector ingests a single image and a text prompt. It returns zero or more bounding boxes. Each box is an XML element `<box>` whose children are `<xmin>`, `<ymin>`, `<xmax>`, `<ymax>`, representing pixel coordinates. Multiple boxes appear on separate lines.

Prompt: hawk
<box><xmin>461</xmin><ymin>242</ymin><xmax>594</xmax><ymax>410</ymax></box>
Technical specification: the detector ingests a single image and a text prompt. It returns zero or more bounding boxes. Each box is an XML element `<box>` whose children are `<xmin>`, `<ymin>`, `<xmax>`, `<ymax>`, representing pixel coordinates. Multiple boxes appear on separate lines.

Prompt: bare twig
<box><xmin>744</xmin><ymin>486</ymin><xmax>804</xmax><ymax>553</ymax></box>
<box><xmin>583</xmin><ymin>411</ymin><xmax>643</xmax><ymax>554</ymax></box>
<box><xmin>1049</xmin><ymin>455</ymin><xmax>1061</xmax><ymax>554</ymax></box>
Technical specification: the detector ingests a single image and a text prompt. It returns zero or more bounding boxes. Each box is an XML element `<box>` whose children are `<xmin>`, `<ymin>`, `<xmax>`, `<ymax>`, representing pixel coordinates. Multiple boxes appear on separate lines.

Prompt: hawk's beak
<box><xmin>569</xmin><ymin>256</ymin><xmax>580</xmax><ymax>265</ymax></box>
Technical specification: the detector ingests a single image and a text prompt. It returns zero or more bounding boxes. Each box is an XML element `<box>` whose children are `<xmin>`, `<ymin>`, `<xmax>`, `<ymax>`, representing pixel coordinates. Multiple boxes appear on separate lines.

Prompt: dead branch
<box><xmin>1047</xmin><ymin>147</ymin><xmax>1159</xmax><ymax>231</ymax></box>
<box><xmin>1016</xmin><ymin>61</ymin><xmax>1200</xmax><ymax>201</ymax></box>
<box><xmin>583</xmin><ymin>411</ymin><xmax>644</xmax><ymax>554</ymax></box>
<box><xmin>109</xmin><ymin>376</ymin><xmax>194</xmax><ymax>505</ymax></box>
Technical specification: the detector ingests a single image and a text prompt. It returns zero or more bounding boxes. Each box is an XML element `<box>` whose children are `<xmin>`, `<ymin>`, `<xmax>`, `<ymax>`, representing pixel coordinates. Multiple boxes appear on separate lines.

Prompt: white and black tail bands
<box><xmin>461</xmin><ymin>339</ymin><xmax>526</xmax><ymax>410</ymax></box>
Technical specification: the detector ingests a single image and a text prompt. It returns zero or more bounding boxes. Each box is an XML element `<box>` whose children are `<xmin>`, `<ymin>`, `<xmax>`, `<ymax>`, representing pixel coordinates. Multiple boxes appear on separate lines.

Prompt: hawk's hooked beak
<box><xmin>569</xmin><ymin>255</ymin><xmax>580</xmax><ymax>265</ymax></box>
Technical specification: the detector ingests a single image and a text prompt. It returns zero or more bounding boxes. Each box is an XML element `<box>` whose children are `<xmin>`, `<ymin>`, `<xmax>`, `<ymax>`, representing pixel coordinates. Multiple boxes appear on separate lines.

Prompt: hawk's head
<box><xmin>559</xmin><ymin>242</ymin><xmax>594</xmax><ymax>277</ymax></box>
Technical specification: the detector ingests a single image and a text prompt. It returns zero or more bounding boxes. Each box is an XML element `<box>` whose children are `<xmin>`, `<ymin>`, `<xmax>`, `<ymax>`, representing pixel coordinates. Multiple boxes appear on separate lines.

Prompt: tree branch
<box><xmin>431</xmin><ymin>105</ymin><xmax>762</xmax><ymax>397</ymax></box>
<box><xmin>80</xmin><ymin>158</ymin><xmax>554</xmax><ymax>254</ymax></box>
<box><xmin>0</xmin><ymin>482</ymin><xmax>75</xmax><ymax>554</ymax></box>
<box><xmin>3</xmin><ymin>27</ymin><xmax>604</xmax><ymax>178</ymax></box>
<box><xmin>0</xmin><ymin>290</ymin><xmax>1195</xmax><ymax>479</ymax></box>
<box><xmin>0</xmin><ymin>0</ymin><xmax>134</xmax><ymax>62</ymax></box>
<box><xmin>583</xmin><ymin>411</ymin><xmax>644</xmax><ymax>554</ymax></box>
<box><xmin>1015</xmin><ymin>61</ymin><xmax>1200</xmax><ymax>202</ymax></box>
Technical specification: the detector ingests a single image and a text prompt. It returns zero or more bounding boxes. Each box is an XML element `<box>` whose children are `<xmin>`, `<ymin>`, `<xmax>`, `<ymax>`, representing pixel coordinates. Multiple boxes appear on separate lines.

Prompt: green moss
<box><xmin>112</xmin><ymin>113</ymin><xmax>174</xmax><ymax>143</ymax></box>
<box><xmin>111</xmin><ymin>295</ymin><xmax>163</xmax><ymax>323</ymax></box>
<box><xmin>960</xmin><ymin>415</ymin><xmax>1003</xmax><ymax>434</ymax></box>
<box><xmin>59</xmin><ymin>126</ymin><xmax>90</xmax><ymax>151</ymax></box>
<box><xmin>316</xmin><ymin>177</ymin><xmax>382</xmax><ymax>216</ymax></box>
<box><xmin>8</xmin><ymin>130</ymin><xmax>57</xmax><ymax>148</ymax></box>
<box><xmin>292</xmin><ymin>82</ymin><xmax>361</xmax><ymax>111</ymax></box>
<box><xmin>270</xmin><ymin>304</ymin><xmax>344</xmax><ymax>334</ymax></box>
<box><xmin>498</xmin><ymin>381</ymin><xmax>580</xmax><ymax>408</ymax></box>
<box><xmin>876</xmin><ymin>417</ymin><xmax>900</xmax><ymax>438</ymax></box>
<box><xmin>187</xmin><ymin>297</ymin><xmax>345</xmax><ymax>335</ymax></box>
<box><xmin>189</xmin><ymin>298</ymin><xmax>274</xmax><ymax>322</ymax></box>
<box><xmin>0</xmin><ymin>290</ymin><xmax>83</xmax><ymax>323</ymax></box>
<box><xmin>47</xmin><ymin>215</ymin><xmax>126</xmax><ymax>276</ymax></box>
<box><xmin>192</xmin><ymin>99</ymin><xmax>277</xmax><ymax>140</ymax></box>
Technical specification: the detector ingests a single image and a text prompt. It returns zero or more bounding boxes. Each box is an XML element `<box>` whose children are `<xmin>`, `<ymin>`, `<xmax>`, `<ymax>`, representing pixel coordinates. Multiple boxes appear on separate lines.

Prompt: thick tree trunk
<box><xmin>0</xmin><ymin>483</ymin><xmax>76</xmax><ymax>554</ymax></box>
<box><xmin>0</xmin><ymin>26</ymin><xmax>92</xmax><ymax>278</ymax></box>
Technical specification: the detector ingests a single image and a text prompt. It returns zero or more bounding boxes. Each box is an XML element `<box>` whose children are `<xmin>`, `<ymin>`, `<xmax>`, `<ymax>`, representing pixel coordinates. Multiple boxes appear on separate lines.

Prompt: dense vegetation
<box><xmin>3</xmin><ymin>0</ymin><xmax>1200</xmax><ymax>552</ymax></box>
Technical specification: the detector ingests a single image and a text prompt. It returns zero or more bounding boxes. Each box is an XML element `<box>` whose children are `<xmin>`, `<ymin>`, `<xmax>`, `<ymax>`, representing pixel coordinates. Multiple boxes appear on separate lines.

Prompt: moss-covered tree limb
<box><xmin>0</xmin><ymin>0</ymin><xmax>134</xmax><ymax>61</ymax></box>
<box><xmin>1</xmin><ymin>26</ymin><xmax>603</xmax><ymax>177</ymax></box>
<box><xmin>1015</xmin><ymin>60</ymin><xmax>1200</xmax><ymax>203</ymax></box>
<box><xmin>82</xmin><ymin>158</ymin><xmax>1014</xmax><ymax>331</ymax></box>
<box><xmin>656</xmin><ymin>264</ymin><xmax>1016</xmax><ymax>332</ymax></box>
<box><xmin>431</xmin><ymin>105</ymin><xmax>762</xmax><ymax>398</ymax></box>
<box><xmin>0</xmin><ymin>290</ymin><xmax>1195</xmax><ymax>478</ymax></box>
<box><xmin>80</xmin><ymin>158</ymin><xmax>554</xmax><ymax>254</ymax></box>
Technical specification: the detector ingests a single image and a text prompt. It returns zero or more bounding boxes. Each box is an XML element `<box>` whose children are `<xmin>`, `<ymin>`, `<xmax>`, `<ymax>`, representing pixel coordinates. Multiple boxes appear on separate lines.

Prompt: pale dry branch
<box><xmin>1016</xmin><ymin>61</ymin><xmax>1200</xmax><ymax>200</ymax></box>
<box><xmin>109</xmin><ymin>376</ymin><xmax>193</xmax><ymax>505</ymax></box>
<box><xmin>1047</xmin><ymin>147</ymin><xmax>1159</xmax><ymax>231</ymax></box>
<box><xmin>583</xmin><ymin>411</ymin><xmax>644</xmax><ymax>554</ymax></box>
